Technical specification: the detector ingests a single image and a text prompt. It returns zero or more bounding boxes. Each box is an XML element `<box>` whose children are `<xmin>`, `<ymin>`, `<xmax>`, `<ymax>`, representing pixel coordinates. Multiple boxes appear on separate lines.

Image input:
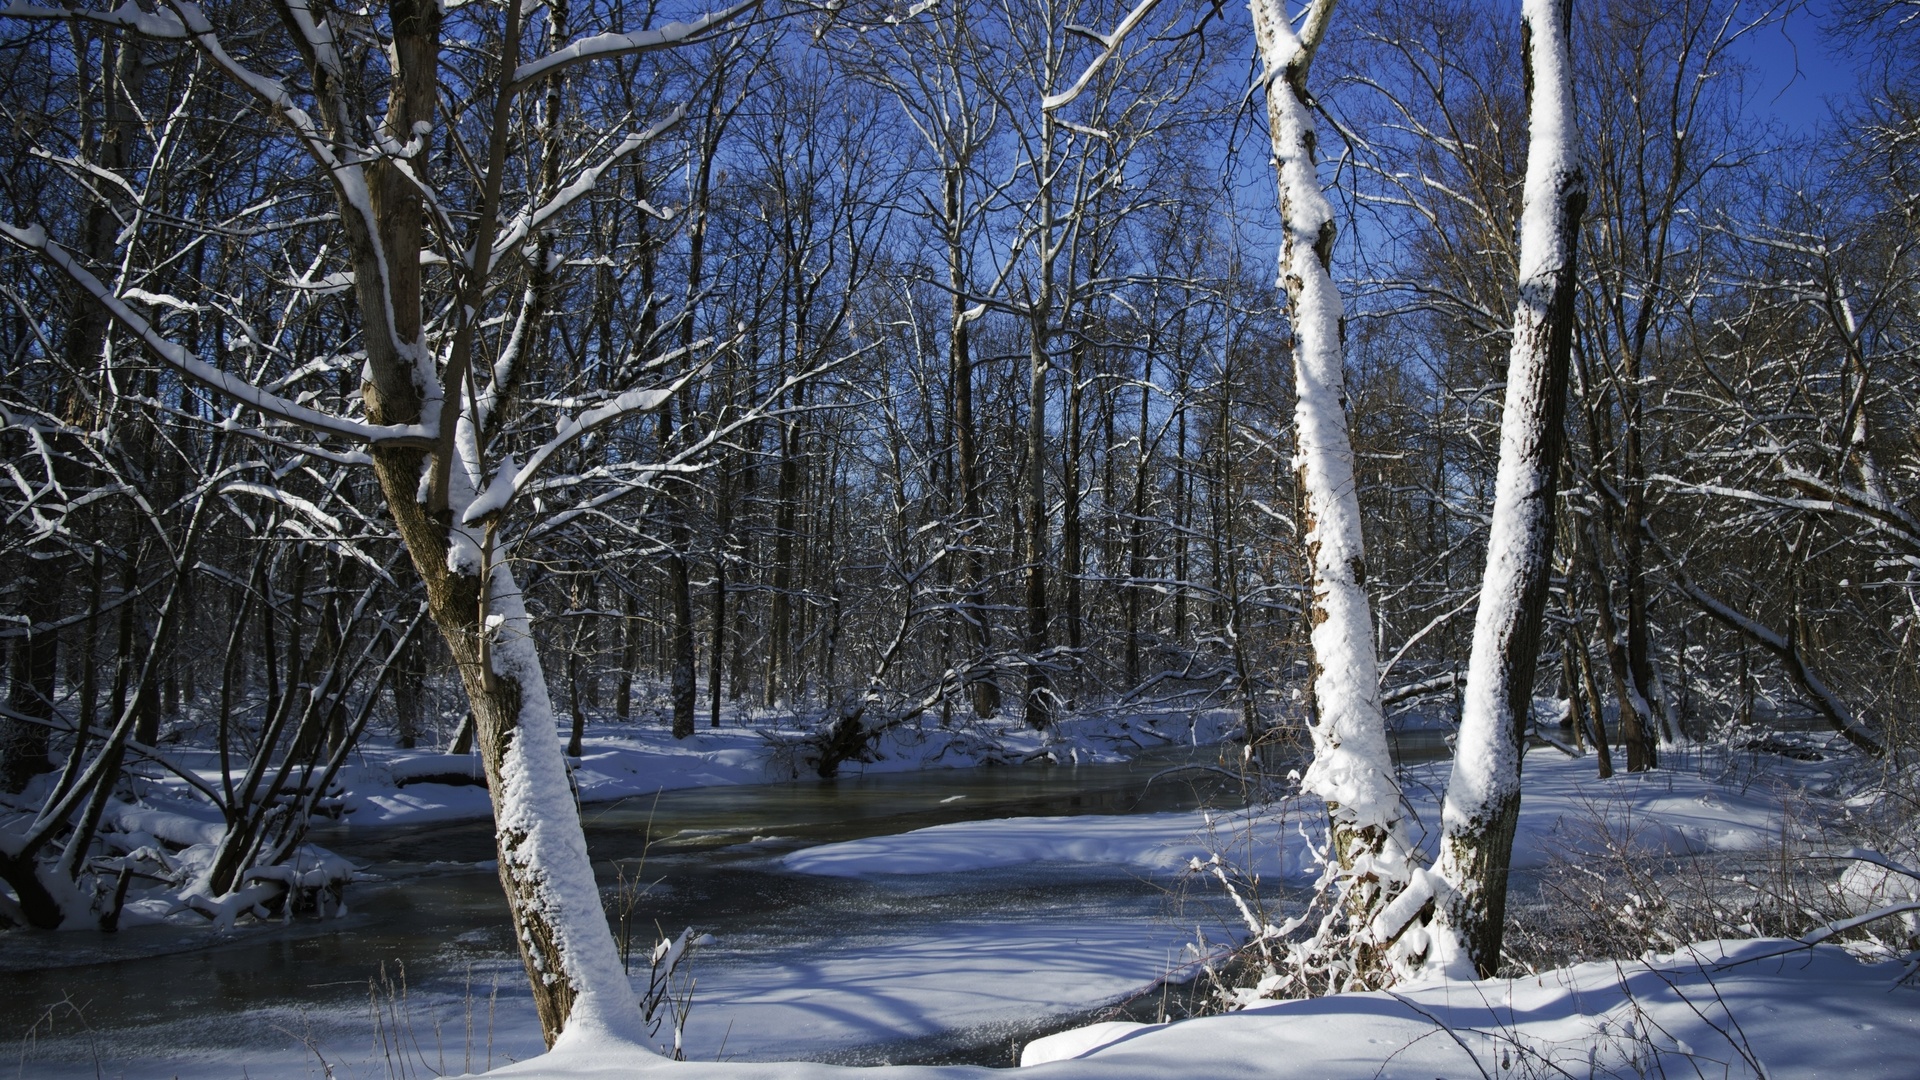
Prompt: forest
<box><xmin>1</xmin><ymin>0</ymin><xmax>1917</xmax><ymax>1076</ymax></box>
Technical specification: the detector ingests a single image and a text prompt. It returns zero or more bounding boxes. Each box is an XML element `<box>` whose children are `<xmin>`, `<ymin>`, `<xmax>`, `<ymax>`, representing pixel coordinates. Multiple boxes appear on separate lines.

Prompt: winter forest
<box><xmin>1</xmin><ymin>0</ymin><xmax>1917</xmax><ymax>1075</ymax></box>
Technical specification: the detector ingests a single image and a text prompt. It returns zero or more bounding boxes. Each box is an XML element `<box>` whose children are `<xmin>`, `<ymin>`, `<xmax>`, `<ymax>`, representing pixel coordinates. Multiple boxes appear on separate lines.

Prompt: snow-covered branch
<box><xmin>0</xmin><ymin>224</ymin><xmax>433</xmax><ymax>449</ymax></box>
<box><xmin>0</xmin><ymin>0</ymin><xmax>188</xmax><ymax>38</ymax></box>
<box><xmin>1042</xmin><ymin>0</ymin><xmax>1166</xmax><ymax>112</ymax></box>
<box><xmin>462</xmin><ymin>348</ymin><xmax>711</xmax><ymax>527</ymax></box>
<box><xmin>509</xmin><ymin>0</ymin><xmax>760</xmax><ymax>91</ymax></box>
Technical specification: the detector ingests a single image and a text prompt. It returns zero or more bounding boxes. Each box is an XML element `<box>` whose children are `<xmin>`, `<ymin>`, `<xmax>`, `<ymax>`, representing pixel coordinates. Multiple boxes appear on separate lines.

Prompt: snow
<box><xmin>0</xmin><ymin>221</ymin><xmax>435</xmax><ymax>449</ymax></box>
<box><xmin>0</xmin><ymin>1</ymin><xmax>189</xmax><ymax>39</ymax></box>
<box><xmin>1250</xmin><ymin>0</ymin><xmax>1411</xmax><ymax>877</ymax></box>
<box><xmin>1441</xmin><ymin>0</ymin><xmax>1584</xmax><ymax>834</ymax></box>
<box><xmin>480</xmin><ymin>560</ymin><xmax>650</xmax><ymax>1042</ymax></box>
<box><xmin>781</xmin><ymin>809</ymin><xmax>1310</xmax><ymax>880</ymax></box>
<box><xmin>486</xmin><ymin>939</ymin><xmax>1919</xmax><ymax>1079</ymax></box>
<box><xmin>1019</xmin><ymin>1021</ymin><xmax>1153</xmax><ymax>1066</ymax></box>
<box><xmin>1430</xmin><ymin>0</ymin><xmax>1586</xmax><ymax>973</ymax></box>
<box><xmin>680</xmin><ymin>918</ymin><xmax>1200</xmax><ymax>1064</ymax></box>
<box><xmin>488</xmin><ymin>108</ymin><xmax>688</xmax><ymax>265</ymax></box>
<box><xmin>1041</xmin><ymin>0</ymin><xmax>1169</xmax><ymax>112</ymax></box>
<box><xmin>780</xmin><ymin>748</ymin><xmax>1795</xmax><ymax>887</ymax></box>
<box><xmin>509</xmin><ymin>1</ymin><xmax>758</xmax><ymax>89</ymax></box>
<box><xmin>11</xmin><ymin>738</ymin><xmax>1909</xmax><ymax>1079</ymax></box>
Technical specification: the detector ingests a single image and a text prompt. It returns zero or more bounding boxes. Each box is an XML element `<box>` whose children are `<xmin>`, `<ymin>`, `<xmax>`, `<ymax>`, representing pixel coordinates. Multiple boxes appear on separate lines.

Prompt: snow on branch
<box><xmin>1042</xmin><ymin>0</ymin><xmax>1166</xmax><ymax>112</ymax></box>
<box><xmin>509</xmin><ymin>0</ymin><xmax>760</xmax><ymax>92</ymax></box>
<box><xmin>1811</xmin><ymin>848</ymin><xmax>1920</xmax><ymax>884</ymax></box>
<box><xmin>220</xmin><ymin>482</ymin><xmax>343</xmax><ymax>533</ymax></box>
<box><xmin>519</xmin><ymin>338</ymin><xmax>876</xmax><ymax>545</ymax></box>
<box><xmin>487</xmin><ymin>106</ymin><xmax>688</xmax><ymax>264</ymax></box>
<box><xmin>0</xmin><ymin>1</ymin><xmax>189</xmax><ymax>38</ymax></box>
<box><xmin>160</xmin><ymin>0</ymin><xmax>403</xmax><ymax>366</ymax></box>
<box><xmin>461</xmin><ymin>345</ymin><xmax>711</xmax><ymax>526</ymax></box>
<box><xmin>0</xmin><ymin>223</ymin><xmax>433</xmax><ymax>449</ymax></box>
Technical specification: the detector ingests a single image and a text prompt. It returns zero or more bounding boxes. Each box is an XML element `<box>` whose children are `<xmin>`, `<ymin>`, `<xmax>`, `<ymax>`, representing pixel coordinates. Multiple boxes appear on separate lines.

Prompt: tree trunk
<box><xmin>1565</xmin><ymin>527</ymin><xmax>1613</xmax><ymax>777</ymax></box>
<box><xmin>660</xmin><ymin>398</ymin><xmax>697</xmax><ymax>741</ymax></box>
<box><xmin>1126</xmin><ymin>355</ymin><xmax>1151</xmax><ymax>687</ymax></box>
<box><xmin>1434</xmin><ymin>0</ymin><xmax>1586</xmax><ymax>978</ymax></box>
<box><xmin>767</xmin><ymin>389</ymin><xmax>803</xmax><ymax>710</ymax></box>
<box><xmin>1252</xmin><ymin>0</ymin><xmax>1415</xmax><ymax>976</ymax></box>
<box><xmin>346</xmin><ymin>0</ymin><xmax>641</xmax><ymax>1043</ymax></box>
<box><xmin>711</xmin><ymin>453</ymin><xmax>730</xmax><ymax>729</ymax></box>
<box><xmin>1024</xmin><ymin>304</ymin><xmax>1053</xmax><ymax>730</ymax></box>
<box><xmin>390</xmin><ymin>625</ymin><xmax>424</xmax><ymax>751</ymax></box>
<box><xmin>1063</xmin><ymin>316</ymin><xmax>1086</xmax><ymax>707</ymax></box>
<box><xmin>1585</xmin><ymin>518</ymin><xmax>1656</xmax><ymax>770</ymax></box>
<box><xmin>947</xmin><ymin>169</ymin><xmax>999</xmax><ymax>720</ymax></box>
<box><xmin>374</xmin><ymin>443</ymin><xmax>641</xmax><ymax>1046</ymax></box>
<box><xmin>616</xmin><ymin>588</ymin><xmax>638</xmax><ymax>720</ymax></box>
<box><xmin>2</xmin><ymin>562</ymin><xmax>58</xmax><ymax>792</ymax></box>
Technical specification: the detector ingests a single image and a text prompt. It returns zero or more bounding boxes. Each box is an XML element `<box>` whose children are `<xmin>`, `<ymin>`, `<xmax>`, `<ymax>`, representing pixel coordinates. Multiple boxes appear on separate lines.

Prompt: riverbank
<box><xmin>304</xmin><ymin>707</ymin><xmax>1242</xmax><ymax>828</ymax></box>
<box><xmin>9</xmin><ymin>721</ymin><xmax>1909</xmax><ymax>1079</ymax></box>
<box><xmin>487</xmin><ymin>732</ymin><xmax>1920</xmax><ymax>1079</ymax></box>
<box><xmin>498</xmin><ymin>937</ymin><xmax>1920</xmax><ymax>1079</ymax></box>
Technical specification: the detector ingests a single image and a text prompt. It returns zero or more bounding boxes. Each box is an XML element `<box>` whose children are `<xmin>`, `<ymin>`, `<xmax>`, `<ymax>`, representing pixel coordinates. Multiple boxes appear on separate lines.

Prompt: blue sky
<box><xmin>1734</xmin><ymin>1</ymin><xmax>1856</xmax><ymax>135</ymax></box>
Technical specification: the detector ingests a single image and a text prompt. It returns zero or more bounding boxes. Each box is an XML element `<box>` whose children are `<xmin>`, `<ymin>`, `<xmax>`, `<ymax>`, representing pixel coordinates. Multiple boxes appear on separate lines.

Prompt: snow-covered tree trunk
<box><xmin>1433</xmin><ymin>0</ymin><xmax>1587</xmax><ymax>978</ymax></box>
<box><xmin>1252</xmin><ymin>0</ymin><xmax>1416</xmax><ymax>972</ymax></box>
<box><xmin>354</xmin><ymin>5</ymin><xmax>648</xmax><ymax>1045</ymax></box>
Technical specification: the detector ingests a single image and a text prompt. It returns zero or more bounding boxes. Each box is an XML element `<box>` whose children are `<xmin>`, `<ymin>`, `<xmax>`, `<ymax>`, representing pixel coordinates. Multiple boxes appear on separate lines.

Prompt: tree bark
<box><xmin>344</xmin><ymin>0</ymin><xmax>642</xmax><ymax>1045</ymax></box>
<box><xmin>1024</xmin><ymin>302</ymin><xmax>1053</xmax><ymax>730</ymax></box>
<box><xmin>1434</xmin><ymin>0</ymin><xmax>1587</xmax><ymax>978</ymax></box>
<box><xmin>1253</xmin><ymin>0</ymin><xmax>1415</xmax><ymax>976</ymax></box>
<box><xmin>947</xmin><ymin>167</ymin><xmax>1000</xmax><ymax>720</ymax></box>
<box><xmin>2</xmin><ymin>563</ymin><xmax>58</xmax><ymax>792</ymax></box>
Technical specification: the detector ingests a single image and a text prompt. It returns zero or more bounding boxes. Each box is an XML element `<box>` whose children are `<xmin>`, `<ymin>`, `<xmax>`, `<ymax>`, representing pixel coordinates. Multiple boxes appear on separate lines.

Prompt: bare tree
<box><xmin>2</xmin><ymin>0</ymin><xmax>759</xmax><ymax>1047</ymax></box>
<box><xmin>1428</xmin><ymin>0</ymin><xmax>1587</xmax><ymax>979</ymax></box>
<box><xmin>1250</xmin><ymin>0</ymin><xmax>1418</xmax><ymax>982</ymax></box>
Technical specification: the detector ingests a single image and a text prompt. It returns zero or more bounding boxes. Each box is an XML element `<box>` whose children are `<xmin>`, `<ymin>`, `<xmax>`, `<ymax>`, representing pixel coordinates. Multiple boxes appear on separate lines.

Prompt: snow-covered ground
<box><xmin>13</xmin><ymin>724</ymin><xmax>1916</xmax><ymax>1079</ymax></box>
<box><xmin>496</xmin><ymin>939</ymin><xmax>1919</xmax><ymax>1079</ymax></box>
<box><xmin>780</xmin><ymin>745</ymin><xmax>1803</xmax><ymax>885</ymax></box>
<box><xmin>489</xmin><ymin>739</ymin><xmax>1920</xmax><ymax>1080</ymax></box>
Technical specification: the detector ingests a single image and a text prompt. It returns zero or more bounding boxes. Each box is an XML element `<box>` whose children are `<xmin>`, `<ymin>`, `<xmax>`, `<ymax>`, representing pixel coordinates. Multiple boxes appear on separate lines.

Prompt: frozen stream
<box><xmin>4</xmin><ymin>740</ymin><xmax>1342</xmax><ymax>1077</ymax></box>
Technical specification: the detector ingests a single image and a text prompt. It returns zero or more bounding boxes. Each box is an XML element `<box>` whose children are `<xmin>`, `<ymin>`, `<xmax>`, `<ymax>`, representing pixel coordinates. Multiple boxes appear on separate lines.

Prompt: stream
<box><xmin>3</xmin><ymin>731</ymin><xmax>1464</xmax><ymax>1077</ymax></box>
<box><xmin>6</xmin><ymin>739</ymin><xmax>1331</xmax><ymax>1077</ymax></box>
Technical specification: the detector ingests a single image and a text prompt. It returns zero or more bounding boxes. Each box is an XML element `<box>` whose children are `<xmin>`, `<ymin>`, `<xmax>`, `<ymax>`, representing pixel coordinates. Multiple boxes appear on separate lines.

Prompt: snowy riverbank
<box><xmin>495</xmin><ymin>938</ymin><xmax>1919</xmax><ymax>1079</ymax></box>
<box><xmin>321</xmin><ymin>708</ymin><xmax>1240</xmax><ymax>828</ymax></box>
<box><xmin>496</xmin><ymin>737</ymin><xmax>1920</xmax><ymax>1080</ymax></box>
<box><xmin>13</xmin><ymin>724</ymin><xmax>1914</xmax><ymax>1080</ymax></box>
<box><xmin>780</xmin><ymin>742</ymin><xmax>1816</xmax><ymax>884</ymax></box>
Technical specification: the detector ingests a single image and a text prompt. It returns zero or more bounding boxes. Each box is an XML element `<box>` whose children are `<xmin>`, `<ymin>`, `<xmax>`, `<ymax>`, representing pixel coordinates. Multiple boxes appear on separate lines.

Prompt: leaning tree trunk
<box><xmin>1432</xmin><ymin>0</ymin><xmax>1587</xmax><ymax>978</ymax></box>
<box><xmin>375</xmin><ymin>448</ymin><xmax>641</xmax><ymax>1047</ymax></box>
<box><xmin>345</xmin><ymin>0</ymin><xmax>641</xmax><ymax>1045</ymax></box>
<box><xmin>1253</xmin><ymin>0</ymin><xmax>1416</xmax><ymax>978</ymax></box>
<box><xmin>5</xmin><ymin>0</ymin><xmax>655</xmax><ymax>1041</ymax></box>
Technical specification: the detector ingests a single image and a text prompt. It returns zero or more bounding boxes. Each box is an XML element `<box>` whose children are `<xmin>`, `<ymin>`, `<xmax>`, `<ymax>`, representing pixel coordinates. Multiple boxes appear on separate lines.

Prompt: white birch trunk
<box><xmin>1432</xmin><ymin>0</ymin><xmax>1587</xmax><ymax>977</ymax></box>
<box><xmin>1252</xmin><ymin>0</ymin><xmax>1416</xmax><ymax>974</ymax></box>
